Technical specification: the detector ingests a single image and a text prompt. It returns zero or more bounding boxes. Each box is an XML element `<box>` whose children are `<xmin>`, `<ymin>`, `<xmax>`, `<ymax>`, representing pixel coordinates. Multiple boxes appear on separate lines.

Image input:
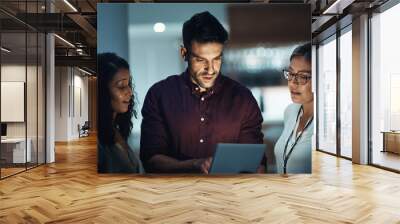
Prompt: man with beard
<box><xmin>140</xmin><ymin>11</ymin><xmax>264</xmax><ymax>173</ymax></box>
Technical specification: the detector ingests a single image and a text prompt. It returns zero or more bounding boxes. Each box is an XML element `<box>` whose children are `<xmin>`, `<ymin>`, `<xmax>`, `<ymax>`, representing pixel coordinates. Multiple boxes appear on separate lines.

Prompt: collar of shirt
<box><xmin>181</xmin><ymin>69</ymin><xmax>224</xmax><ymax>98</ymax></box>
<box><xmin>292</xmin><ymin>107</ymin><xmax>304</xmax><ymax>142</ymax></box>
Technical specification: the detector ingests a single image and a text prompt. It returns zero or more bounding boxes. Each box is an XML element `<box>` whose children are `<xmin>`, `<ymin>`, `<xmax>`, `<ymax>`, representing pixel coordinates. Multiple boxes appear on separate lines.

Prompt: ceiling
<box><xmin>0</xmin><ymin>0</ymin><xmax>391</xmax><ymax>74</ymax></box>
<box><xmin>0</xmin><ymin>0</ymin><xmax>98</xmax><ymax>72</ymax></box>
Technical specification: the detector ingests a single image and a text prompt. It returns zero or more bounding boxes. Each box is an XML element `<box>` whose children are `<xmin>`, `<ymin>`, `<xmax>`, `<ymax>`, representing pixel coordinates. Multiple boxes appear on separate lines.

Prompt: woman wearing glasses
<box><xmin>274</xmin><ymin>43</ymin><xmax>313</xmax><ymax>174</ymax></box>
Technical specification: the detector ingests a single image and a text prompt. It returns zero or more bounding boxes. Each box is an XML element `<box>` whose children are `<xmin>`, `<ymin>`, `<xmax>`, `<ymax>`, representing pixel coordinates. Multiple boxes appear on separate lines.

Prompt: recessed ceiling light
<box><xmin>153</xmin><ymin>22</ymin><xmax>166</xmax><ymax>33</ymax></box>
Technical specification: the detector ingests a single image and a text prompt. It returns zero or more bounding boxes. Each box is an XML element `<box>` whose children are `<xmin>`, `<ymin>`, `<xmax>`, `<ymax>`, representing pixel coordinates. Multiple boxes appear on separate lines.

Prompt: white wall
<box><xmin>1</xmin><ymin>65</ymin><xmax>37</xmax><ymax>138</ymax></box>
<box><xmin>1</xmin><ymin>65</ymin><xmax>27</xmax><ymax>143</ymax></box>
<box><xmin>1</xmin><ymin>65</ymin><xmax>26</xmax><ymax>81</ymax></box>
<box><xmin>54</xmin><ymin>67</ymin><xmax>89</xmax><ymax>141</ymax></box>
<box><xmin>98</xmin><ymin>4</ymin><xmax>129</xmax><ymax>60</ymax></box>
<box><xmin>72</xmin><ymin>72</ymin><xmax>89</xmax><ymax>138</ymax></box>
<box><xmin>129</xmin><ymin>35</ymin><xmax>184</xmax><ymax>136</ymax></box>
<box><xmin>1</xmin><ymin>64</ymin><xmax>46</xmax><ymax>164</ymax></box>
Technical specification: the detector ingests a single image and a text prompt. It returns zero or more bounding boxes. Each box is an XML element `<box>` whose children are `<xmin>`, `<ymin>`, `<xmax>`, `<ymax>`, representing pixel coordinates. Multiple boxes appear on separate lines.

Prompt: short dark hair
<box><xmin>97</xmin><ymin>52</ymin><xmax>137</xmax><ymax>146</ymax></box>
<box><xmin>182</xmin><ymin>11</ymin><xmax>228</xmax><ymax>50</ymax></box>
<box><xmin>290</xmin><ymin>43</ymin><xmax>311</xmax><ymax>62</ymax></box>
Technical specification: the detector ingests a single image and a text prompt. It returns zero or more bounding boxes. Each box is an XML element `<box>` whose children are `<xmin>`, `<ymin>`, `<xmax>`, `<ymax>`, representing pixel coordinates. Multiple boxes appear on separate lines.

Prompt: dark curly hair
<box><xmin>97</xmin><ymin>53</ymin><xmax>137</xmax><ymax>146</ymax></box>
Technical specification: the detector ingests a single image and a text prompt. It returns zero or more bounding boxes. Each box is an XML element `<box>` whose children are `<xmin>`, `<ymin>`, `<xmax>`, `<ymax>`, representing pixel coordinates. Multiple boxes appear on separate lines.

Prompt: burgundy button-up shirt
<box><xmin>140</xmin><ymin>71</ymin><xmax>264</xmax><ymax>170</ymax></box>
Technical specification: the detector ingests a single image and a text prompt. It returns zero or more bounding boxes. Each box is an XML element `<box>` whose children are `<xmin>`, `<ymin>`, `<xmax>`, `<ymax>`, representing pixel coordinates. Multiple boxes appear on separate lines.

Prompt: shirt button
<box><xmin>200</xmin><ymin>139</ymin><xmax>204</xmax><ymax>143</ymax></box>
<box><xmin>195</xmin><ymin>87</ymin><xmax>199</xmax><ymax>91</ymax></box>
<box><xmin>200</xmin><ymin>117</ymin><xmax>205</xmax><ymax>122</ymax></box>
<box><xmin>201</xmin><ymin>97</ymin><xmax>205</xmax><ymax>101</ymax></box>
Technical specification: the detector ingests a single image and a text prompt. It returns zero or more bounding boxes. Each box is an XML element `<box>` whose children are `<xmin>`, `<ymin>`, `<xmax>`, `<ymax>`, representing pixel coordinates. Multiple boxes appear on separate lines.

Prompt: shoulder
<box><xmin>149</xmin><ymin>74</ymin><xmax>181</xmax><ymax>91</ymax></box>
<box><xmin>221</xmin><ymin>75</ymin><xmax>254</xmax><ymax>98</ymax></box>
<box><xmin>146</xmin><ymin>74</ymin><xmax>181</xmax><ymax>97</ymax></box>
<box><xmin>284</xmin><ymin>103</ymin><xmax>301</xmax><ymax>120</ymax></box>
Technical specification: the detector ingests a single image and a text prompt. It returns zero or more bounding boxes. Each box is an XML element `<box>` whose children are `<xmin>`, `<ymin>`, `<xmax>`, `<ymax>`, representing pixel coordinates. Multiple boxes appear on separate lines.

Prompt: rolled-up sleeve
<box><xmin>140</xmin><ymin>84</ymin><xmax>170</xmax><ymax>169</ymax></box>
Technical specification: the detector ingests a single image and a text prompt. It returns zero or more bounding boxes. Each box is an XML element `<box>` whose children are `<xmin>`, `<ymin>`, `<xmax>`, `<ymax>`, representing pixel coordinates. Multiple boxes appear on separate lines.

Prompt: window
<box><xmin>339</xmin><ymin>28</ymin><xmax>352</xmax><ymax>158</ymax></box>
<box><xmin>317</xmin><ymin>36</ymin><xmax>337</xmax><ymax>155</ymax></box>
<box><xmin>0</xmin><ymin>2</ymin><xmax>46</xmax><ymax>179</ymax></box>
<box><xmin>370</xmin><ymin>3</ymin><xmax>400</xmax><ymax>171</ymax></box>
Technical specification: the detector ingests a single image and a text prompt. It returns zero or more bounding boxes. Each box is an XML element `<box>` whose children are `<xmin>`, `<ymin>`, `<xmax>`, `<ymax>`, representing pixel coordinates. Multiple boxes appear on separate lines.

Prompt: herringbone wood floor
<box><xmin>1</xmin><ymin>135</ymin><xmax>400</xmax><ymax>223</ymax></box>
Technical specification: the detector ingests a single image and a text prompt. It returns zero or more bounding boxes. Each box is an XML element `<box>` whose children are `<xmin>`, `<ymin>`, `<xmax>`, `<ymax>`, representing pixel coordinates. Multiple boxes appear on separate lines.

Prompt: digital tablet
<box><xmin>209</xmin><ymin>143</ymin><xmax>266</xmax><ymax>174</ymax></box>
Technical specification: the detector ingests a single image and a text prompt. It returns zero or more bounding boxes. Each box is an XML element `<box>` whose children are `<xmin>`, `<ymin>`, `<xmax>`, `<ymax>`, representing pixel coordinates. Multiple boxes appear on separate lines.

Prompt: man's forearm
<box><xmin>145</xmin><ymin>154</ymin><xmax>198</xmax><ymax>173</ymax></box>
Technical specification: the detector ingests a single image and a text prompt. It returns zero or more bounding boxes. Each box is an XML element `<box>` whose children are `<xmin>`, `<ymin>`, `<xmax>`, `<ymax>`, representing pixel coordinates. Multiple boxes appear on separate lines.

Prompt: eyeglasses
<box><xmin>283</xmin><ymin>70</ymin><xmax>311</xmax><ymax>85</ymax></box>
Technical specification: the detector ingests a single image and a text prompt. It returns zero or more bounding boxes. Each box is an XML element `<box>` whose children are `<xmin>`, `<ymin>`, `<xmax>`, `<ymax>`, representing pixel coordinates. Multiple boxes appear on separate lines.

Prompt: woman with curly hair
<box><xmin>97</xmin><ymin>52</ymin><xmax>139</xmax><ymax>173</ymax></box>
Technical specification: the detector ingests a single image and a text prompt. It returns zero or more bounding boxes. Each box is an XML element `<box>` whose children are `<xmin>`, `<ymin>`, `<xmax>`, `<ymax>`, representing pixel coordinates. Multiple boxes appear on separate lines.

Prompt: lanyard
<box><xmin>282</xmin><ymin>106</ymin><xmax>313</xmax><ymax>174</ymax></box>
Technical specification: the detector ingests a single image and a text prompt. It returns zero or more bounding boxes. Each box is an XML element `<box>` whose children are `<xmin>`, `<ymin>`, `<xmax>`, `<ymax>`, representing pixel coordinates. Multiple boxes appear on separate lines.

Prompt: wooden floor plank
<box><xmin>0</xmin><ymin>135</ymin><xmax>400</xmax><ymax>223</ymax></box>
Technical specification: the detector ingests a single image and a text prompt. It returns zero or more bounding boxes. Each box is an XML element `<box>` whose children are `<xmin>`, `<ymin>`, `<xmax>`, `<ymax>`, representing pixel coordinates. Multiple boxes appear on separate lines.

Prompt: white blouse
<box><xmin>273</xmin><ymin>103</ymin><xmax>314</xmax><ymax>174</ymax></box>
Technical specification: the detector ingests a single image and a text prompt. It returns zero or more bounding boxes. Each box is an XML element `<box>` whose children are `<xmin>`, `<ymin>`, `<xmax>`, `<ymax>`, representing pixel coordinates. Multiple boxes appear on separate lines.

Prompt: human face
<box><xmin>182</xmin><ymin>41</ymin><xmax>223</xmax><ymax>91</ymax></box>
<box><xmin>287</xmin><ymin>56</ymin><xmax>313</xmax><ymax>104</ymax></box>
<box><xmin>109</xmin><ymin>69</ymin><xmax>132</xmax><ymax>116</ymax></box>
